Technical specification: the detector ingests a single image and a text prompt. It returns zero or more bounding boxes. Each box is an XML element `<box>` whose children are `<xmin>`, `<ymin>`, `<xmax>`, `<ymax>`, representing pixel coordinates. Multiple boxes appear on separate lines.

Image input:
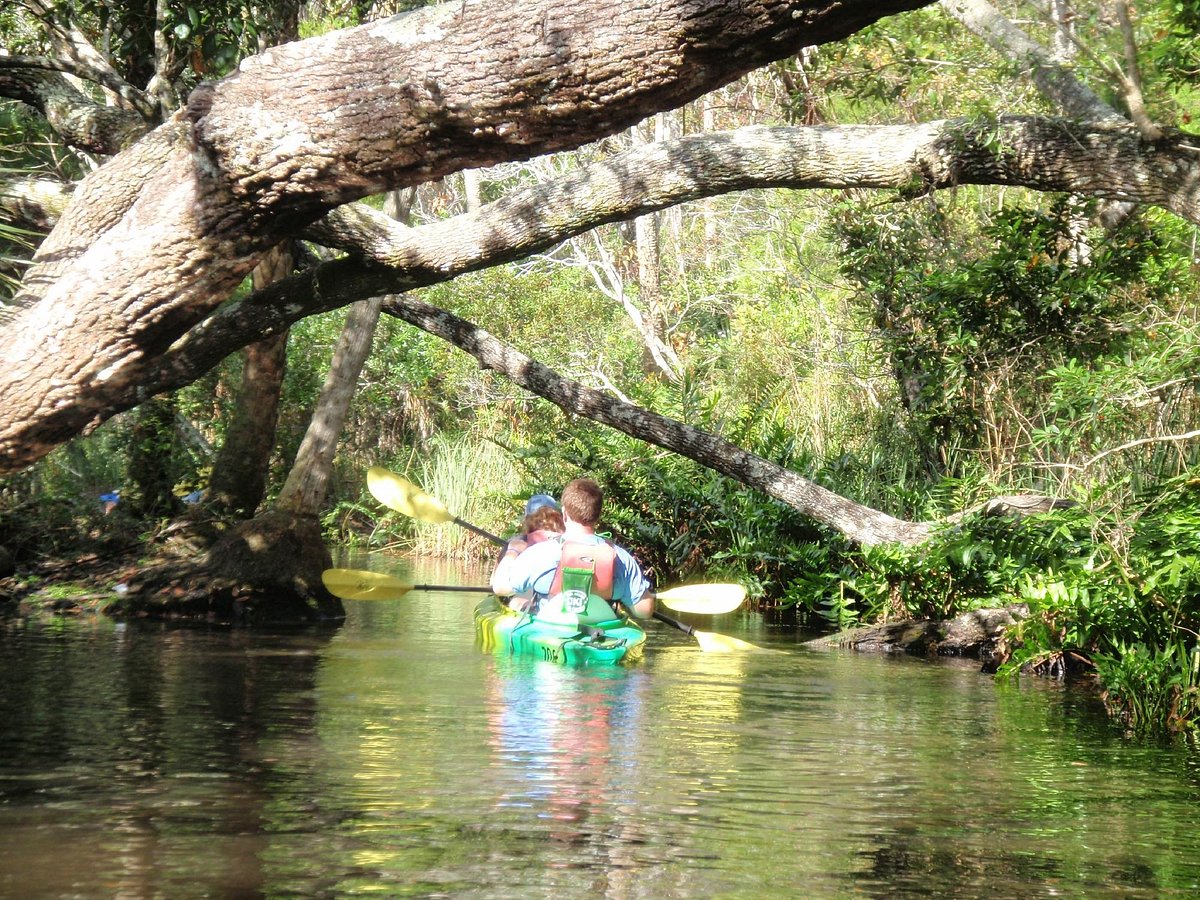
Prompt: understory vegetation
<box><xmin>3</xmin><ymin>1</ymin><xmax>1200</xmax><ymax>737</ymax></box>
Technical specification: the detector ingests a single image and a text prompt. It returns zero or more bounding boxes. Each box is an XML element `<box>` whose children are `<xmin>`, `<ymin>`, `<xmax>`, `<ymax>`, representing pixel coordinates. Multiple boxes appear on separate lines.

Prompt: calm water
<box><xmin>1</xmin><ymin>559</ymin><xmax>1198</xmax><ymax>898</ymax></box>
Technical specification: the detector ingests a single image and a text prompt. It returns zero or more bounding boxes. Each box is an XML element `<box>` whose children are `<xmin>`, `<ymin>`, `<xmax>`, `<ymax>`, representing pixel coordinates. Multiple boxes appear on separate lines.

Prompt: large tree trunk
<box><xmin>205</xmin><ymin>245</ymin><xmax>294</xmax><ymax>518</ymax></box>
<box><xmin>0</xmin><ymin>0</ymin><xmax>933</xmax><ymax>475</ymax></box>
<box><xmin>100</xmin><ymin>0</ymin><xmax>345</xmax><ymax>623</ymax></box>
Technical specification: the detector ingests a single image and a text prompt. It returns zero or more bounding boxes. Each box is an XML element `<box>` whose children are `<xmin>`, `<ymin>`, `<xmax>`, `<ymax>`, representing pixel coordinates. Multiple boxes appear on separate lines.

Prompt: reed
<box><xmin>410</xmin><ymin>435</ymin><xmax>520</xmax><ymax>561</ymax></box>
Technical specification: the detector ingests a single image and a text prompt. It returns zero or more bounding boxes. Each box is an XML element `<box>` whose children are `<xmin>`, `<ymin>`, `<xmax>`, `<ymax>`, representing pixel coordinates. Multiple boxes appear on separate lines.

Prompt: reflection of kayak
<box><xmin>474</xmin><ymin>596</ymin><xmax>646</xmax><ymax>666</ymax></box>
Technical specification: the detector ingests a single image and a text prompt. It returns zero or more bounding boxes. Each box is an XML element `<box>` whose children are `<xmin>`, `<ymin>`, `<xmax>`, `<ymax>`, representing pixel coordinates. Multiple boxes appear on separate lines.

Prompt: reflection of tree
<box><xmin>0</xmin><ymin>622</ymin><xmax>332</xmax><ymax>895</ymax></box>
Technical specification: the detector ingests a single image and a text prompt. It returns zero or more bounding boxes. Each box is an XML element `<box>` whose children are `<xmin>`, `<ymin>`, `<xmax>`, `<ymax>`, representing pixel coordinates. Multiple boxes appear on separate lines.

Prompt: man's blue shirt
<box><xmin>506</xmin><ymin>532</ymin><xmax>651</xmax><ymax>611</ymax></box>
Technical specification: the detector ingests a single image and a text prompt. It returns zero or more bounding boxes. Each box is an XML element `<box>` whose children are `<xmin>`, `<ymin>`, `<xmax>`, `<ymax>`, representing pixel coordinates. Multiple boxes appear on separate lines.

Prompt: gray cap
<box><xmin>524</xmin><ymin>494</ymin><xmax>559</xmax><ymax>516</ymax></box>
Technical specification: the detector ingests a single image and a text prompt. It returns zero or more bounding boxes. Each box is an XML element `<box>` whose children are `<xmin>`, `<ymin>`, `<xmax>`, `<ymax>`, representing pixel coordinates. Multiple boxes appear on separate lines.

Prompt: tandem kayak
<box><xmin>474</xmin><ymin>596</ymin><xmax>647</xmax><ymax>666</ymax></box>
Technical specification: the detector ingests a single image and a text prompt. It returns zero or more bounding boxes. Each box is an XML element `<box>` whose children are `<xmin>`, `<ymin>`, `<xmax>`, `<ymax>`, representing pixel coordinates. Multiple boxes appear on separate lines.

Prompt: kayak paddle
<box><xmin>367</xmin><ymin>467</ymin><xmax>503</xmax><ymax>545</ymax></box>
<box><xmin>653</xmin><ymin>610</ymin><xmax>773</xmax><ymax>653</ymax></box>
<box><xmin>365</xmin><ymin>465</ymin><xmax>762</xmax><ymax>650</ymax></box>
<box><xmin>322</xmin><ymin>567</ymin><xmax>492</xmax><ymax>601</ymax></box>
<box><xmin>655</xmin><ymin>582</ymin><xmax>745</xmax><ymax>615</ymax></box>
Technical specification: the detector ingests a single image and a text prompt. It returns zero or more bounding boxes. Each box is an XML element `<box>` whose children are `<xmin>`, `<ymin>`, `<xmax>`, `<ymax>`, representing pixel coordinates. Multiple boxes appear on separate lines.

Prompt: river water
<box><xmin>1</xmin><ymin>559</ymin><xmax>1198</xmax><ymax>898</ymax></box>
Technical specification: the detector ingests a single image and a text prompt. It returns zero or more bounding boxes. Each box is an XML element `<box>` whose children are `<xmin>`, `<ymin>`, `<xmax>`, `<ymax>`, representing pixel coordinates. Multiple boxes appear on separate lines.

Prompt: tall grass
<box><xmin>403</xmin><ymin>435</ymin><xmax>523</xmax><ymax>561</ymax></box>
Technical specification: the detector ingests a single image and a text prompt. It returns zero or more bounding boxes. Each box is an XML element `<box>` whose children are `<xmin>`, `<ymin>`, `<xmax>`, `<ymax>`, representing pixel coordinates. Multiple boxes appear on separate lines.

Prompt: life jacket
<box><xmin>538</xmin><ymin>539</ymin><xmax>619</xmax><ymax>625</ymax></box>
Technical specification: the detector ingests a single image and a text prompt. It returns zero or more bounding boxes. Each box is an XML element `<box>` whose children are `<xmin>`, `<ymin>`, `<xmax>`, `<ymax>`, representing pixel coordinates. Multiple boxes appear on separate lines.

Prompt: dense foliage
<box><xmin>3</xmin><ymin>1</ymin><xmax>1200</xmax><ymax>736</ymax></box>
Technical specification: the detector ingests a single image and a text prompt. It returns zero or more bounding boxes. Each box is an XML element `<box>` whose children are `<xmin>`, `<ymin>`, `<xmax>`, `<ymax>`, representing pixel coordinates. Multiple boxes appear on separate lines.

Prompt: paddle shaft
<box><xmin>653</xmin><ymin>610</ymin><xmax>694</xmax><ymax>636</ymax></box>
<box><xmin>456</xmin><ymin>517</ymin><xmax>504</xmax><ymax>546</ymax></box>
<box><xmin>415</xmin><ymin>584</ymin><xmax>494</xmax><ymax>593</ymax></box>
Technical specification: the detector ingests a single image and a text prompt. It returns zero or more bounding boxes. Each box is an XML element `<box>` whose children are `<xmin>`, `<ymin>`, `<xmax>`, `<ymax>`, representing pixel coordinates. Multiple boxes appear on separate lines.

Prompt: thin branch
<box><xmin>1113</xmin><ymin>1</ymin><xmax>1162</xmax><ymax>140</ymax></box>
<box><xmin>1084</xmin><ymin>430</ymin><xmax>1200</xmax><ymax>469</ymax></box>
<box><xmin>0</xmin><ymin>53</ymin><xmax>156</xmax><ymax>121</ymax></box>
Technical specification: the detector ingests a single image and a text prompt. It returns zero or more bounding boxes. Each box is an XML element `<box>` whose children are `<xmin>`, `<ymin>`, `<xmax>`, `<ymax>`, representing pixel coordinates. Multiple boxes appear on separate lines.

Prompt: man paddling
<box><xmin>493</xmin><ymin>477</ymin><xmax>655</xmax><ymax>620</ymax></box>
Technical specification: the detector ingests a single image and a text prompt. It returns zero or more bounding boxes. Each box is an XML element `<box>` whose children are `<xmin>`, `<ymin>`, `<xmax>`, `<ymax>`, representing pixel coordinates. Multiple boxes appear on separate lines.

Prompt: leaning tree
<box><xmin>3</xmin><ymin>0</ymin><xmax>1198</xmax><ymax>615</ymax></box>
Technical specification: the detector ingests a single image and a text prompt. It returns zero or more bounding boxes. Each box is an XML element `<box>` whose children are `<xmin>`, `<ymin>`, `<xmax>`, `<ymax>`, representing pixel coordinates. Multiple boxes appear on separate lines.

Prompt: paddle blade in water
<box><xmin>693</xmin><ymin>630</ymin><xmax>776</xmax><ymax>653</ymax></box>
<box><xmin>322</xmin><ymin>568</ymin><xmax>414</xmax><ymax>600</ymax></box>
<box><xmin>367</xmin><ymin>467</ymin><xmax>454</xmax><ymax>524</ymax></box>
<box><xmin>656</xmin><ymin>583</ymin><xmax>746</xmax><ymax>615</ymax></box>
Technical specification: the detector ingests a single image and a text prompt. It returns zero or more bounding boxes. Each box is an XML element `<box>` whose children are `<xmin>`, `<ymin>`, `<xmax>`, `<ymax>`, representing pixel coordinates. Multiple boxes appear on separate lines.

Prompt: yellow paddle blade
<box><xmin>321</xmin><ymin>568</ymin><xmax>415</xmax><ymax>600</ymax></box>
<box><xmin>692</xmin><ymin>630</ymin><xmax>775</xmax><ymax>653</ymax></box>
<box><xmin>656</xmin><ymin>583</ymin><xmax>746</xmax><ymax>615</ymax></box>
<box><xmin>366</xmin><ymin>467</ymin><xmax>454</xmax><ymax>525</ymax></box>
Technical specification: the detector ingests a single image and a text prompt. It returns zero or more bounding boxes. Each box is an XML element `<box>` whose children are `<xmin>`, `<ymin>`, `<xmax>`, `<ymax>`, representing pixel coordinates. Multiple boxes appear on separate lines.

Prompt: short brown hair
<box><xmin>524</xmin><ymin>506</ymin><xmax>564</xmax><ymax>534</ymax></box>
<box><xmin>560</xmin><ymin>477</ymin><xmax>603</xmax><ymax>527</ymax></box>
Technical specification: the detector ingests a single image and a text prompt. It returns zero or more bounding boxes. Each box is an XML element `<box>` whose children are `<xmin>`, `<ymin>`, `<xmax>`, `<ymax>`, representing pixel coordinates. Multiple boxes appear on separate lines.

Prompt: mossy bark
<box><xmin>110</xmin><ymin>510</ymin><xmax>343</xmax><ymax>623</ymax></box>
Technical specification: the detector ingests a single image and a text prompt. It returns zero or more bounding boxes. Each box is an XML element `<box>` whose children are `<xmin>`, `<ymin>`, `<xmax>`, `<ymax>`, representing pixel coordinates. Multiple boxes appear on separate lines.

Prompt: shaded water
<box><xmin>1</xmin><ymin>560</ymin><xmax>1198</xmax><ymax>897</ymax></box>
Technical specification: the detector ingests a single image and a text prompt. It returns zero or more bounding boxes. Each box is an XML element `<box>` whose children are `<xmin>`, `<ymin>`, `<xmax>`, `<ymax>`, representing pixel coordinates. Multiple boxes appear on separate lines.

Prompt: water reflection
<box><xmin>1</xmin><ymin>583</ymin><xmax>1200</xmax><ymax>898</ymax></box>
<box><xmin>485</xmin><ymin>658</ymin><xmax>645</xmax><ymax>844</ymax></box>
<box><xmin>0</xmin><ymin>618</ymin><xmax>333</xmax><ymax>897</ymax></box>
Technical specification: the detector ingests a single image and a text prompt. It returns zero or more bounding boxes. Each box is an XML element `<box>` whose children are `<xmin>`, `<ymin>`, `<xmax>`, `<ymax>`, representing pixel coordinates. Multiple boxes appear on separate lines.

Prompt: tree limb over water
<box><xmin>0</xmin><ymin>0</ymin><xmax>934</xmax><ymax>474</ymax></box>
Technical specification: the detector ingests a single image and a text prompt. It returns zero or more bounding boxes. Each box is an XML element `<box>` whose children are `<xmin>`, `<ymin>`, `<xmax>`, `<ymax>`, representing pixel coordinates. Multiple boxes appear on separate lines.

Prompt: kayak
<box><xmin>474</xmin><ymin>596</ymin><xmax>647</xmax><ymax>666</ymax></box>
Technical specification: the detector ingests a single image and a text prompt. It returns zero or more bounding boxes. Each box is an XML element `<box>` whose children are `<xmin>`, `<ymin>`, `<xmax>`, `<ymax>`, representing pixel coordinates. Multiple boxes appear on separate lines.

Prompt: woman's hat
<box><xmin>524</xmin><ymin>494</ymin><xmax>559</xmax><ymax>516</ymax></box>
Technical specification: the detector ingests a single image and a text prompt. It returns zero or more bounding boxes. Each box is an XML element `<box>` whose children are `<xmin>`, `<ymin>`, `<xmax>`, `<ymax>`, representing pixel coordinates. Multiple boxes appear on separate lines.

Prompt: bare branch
<box><xmin>1083</xmin><ymin>430</ymin><xmax>1200</xmax><ymax>470</ymax></box>
<box><xmin>380</xmin><ymin>294</ymin><xmax>932</xmax><ymax>546</ymax></box>
<box><xmin>0</xmin><ymin>53</ymin><xmax>156</xmax><ymax>119</ymax></box>
<box><xmin>940</xmin><ymin>0</ymin><xmax>1123</xmax><ymax>123</ymax></box>
<box><xmin>1113</xmin><ymin>1</ymin><xmax>1163</xmax><ymax>140</ymax></box>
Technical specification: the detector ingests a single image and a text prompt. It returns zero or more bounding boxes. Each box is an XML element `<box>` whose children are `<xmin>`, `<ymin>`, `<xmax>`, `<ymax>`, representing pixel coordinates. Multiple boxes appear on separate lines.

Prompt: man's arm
<box><xmin>630</xmin><ymin>590</ymin><xmax>655</xmax><ymax>619</ymax></box>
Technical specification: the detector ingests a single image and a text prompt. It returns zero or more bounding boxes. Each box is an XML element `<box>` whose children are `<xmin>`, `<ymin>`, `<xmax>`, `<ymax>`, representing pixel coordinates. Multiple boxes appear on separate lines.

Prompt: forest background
<box><xmin>1</xmin><ymin>0</ymin><xmax>1199</xmax><ymax>736</ymax></box>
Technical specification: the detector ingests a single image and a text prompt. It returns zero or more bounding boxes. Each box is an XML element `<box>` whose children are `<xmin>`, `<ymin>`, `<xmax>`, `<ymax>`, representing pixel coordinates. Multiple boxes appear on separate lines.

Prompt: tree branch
<box><xmin>119</xmin><ymin>116</ymin><xmax>1200</xmax><ymax>426</ymax></box>
<box><xmin>940</xmin><ymin>0</ymin><xmax>1124</xmax><ymax>123</ymax></box>
<box><xmin>0</xmin><ymin>63</ymin><xmax>152</xmax><ymax>154</ymax></box>
<box><xmin>4</xmin><ymin>113</ymin><xmax>1198</xmax><ymax>471</ymax></box>
<box><xmin>379</xmin><ymin>294</ymin><xmax>931</xmax><ymax>546</ymax></box>
<box><xmin>0</xmin><ymin>53</ymin><xmax>157</xmax><ymax>119</ymax></box>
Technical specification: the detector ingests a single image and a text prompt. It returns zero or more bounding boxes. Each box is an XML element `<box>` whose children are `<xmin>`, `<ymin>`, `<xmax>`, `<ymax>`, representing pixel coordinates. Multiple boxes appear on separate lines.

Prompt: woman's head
<box><xmin>524</xmin><ymin>505</ymin><xmax>564</xmax><ymax>534</ymax></box>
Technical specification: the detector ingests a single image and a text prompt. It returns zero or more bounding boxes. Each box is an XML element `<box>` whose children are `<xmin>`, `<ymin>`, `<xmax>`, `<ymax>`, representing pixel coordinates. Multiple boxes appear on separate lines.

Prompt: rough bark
<box><xmin>943</xmin><ymin>494</ymin><xmax>1077</xmax><ymax>525</ymax></box>
<box><xmin>807</xmin><ymin>604</ymin><xmax>1028</xmax><ymax>658</ymax></box>
<box><xmin>16</xmin><ymin>0</ymin><xmax>158</xmax><ymax>118</ymax></box>
<box><xmin>0</xmin><ymin>0</ymin><xmax>934</xmax><ymax>474</ymax></box>
<box><xmin>274</xmin><ymin>185</ymin><xmax>402</xmax><ymax>518</ymax></box>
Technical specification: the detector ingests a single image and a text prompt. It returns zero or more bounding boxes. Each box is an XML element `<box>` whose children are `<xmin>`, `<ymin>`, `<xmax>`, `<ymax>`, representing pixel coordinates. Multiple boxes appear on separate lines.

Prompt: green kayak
<box><xmin>474</xmin><ymin>596</ymin><xmax>647</xmax><ymax>666</ymax></box>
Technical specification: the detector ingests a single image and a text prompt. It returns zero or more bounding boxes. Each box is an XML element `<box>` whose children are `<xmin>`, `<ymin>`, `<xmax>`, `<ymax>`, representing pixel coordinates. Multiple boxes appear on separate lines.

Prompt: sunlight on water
<box><xmin>1</xmin><ymin>562</ymin><xmax>1199</xmax><ymax>898</ymax></box>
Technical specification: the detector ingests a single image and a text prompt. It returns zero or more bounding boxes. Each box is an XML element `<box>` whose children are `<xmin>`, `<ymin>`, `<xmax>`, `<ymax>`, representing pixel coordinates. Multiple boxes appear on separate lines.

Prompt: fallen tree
<box><xmin>0</xmin><ymin>0</ymin><xmax>935</xmax><ymax>474</ymax></box>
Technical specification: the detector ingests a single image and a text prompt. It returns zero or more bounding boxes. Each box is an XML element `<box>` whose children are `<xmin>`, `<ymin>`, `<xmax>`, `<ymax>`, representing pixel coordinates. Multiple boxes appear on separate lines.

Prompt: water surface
<box><xmin>1</xmin><ymin>561</ymin><xmax>1197</xmax><ymax>897</ymax></box>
